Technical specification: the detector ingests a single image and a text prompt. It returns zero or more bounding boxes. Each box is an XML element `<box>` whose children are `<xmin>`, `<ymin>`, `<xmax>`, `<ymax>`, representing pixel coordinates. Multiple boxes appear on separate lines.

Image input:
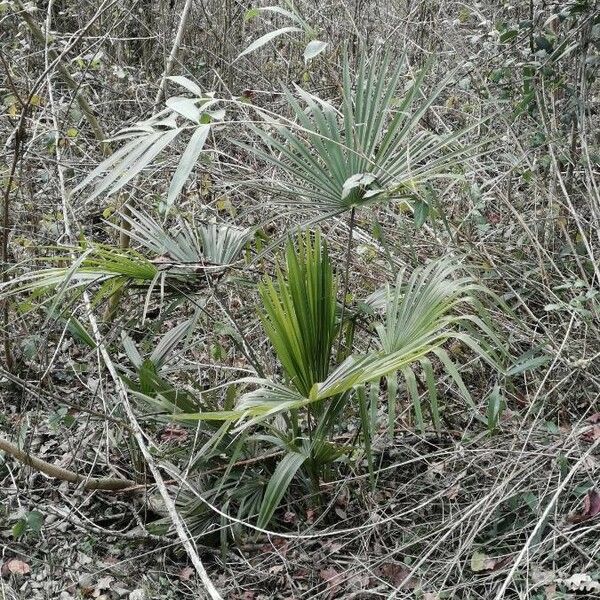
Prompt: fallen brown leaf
<box><xmin>588</xmin><ymin>413</ymin><xmax>600</xmax><ymax>424</ymax></box>
<box><xmin>283</xmin><ymin>510</ymin><xmax>296</xmax><ymax>523</ymax></box>
<box><xmin>320</xmin><ymin>567</ymin><xmax>343</xmax><ymax>599</ymax></box>
<box><xmin>260</xmin><ymin>538</ymin><xmax>288</xmax><ymax>556</ymax></box>
<box><xmin>581</xmin><ymin>424</ymin><xmax>600</xmax><ymax>443</ymax></box>
<box><xmin>1</xmin><ymin>559</ymin><xmax>31</xmax><ymax>577</ymax></box>
<box><xmin>178</xmin><ymin>566</ymin><xmax>194</xmax><ymax>581</ymax></box>
<box><xmin>568</xmin><ymin>489</ymin><xmax>600</xmax><ymax>523</ymax></box>
<box><xmin>584</xmin><ymin>489</ymin><xmax>600</xmax><ymax>517</ymax></box>
<box><xmin>380</xmin><ymin>562</ymin><xmax>416</xmax><ymax>589</ymax></box>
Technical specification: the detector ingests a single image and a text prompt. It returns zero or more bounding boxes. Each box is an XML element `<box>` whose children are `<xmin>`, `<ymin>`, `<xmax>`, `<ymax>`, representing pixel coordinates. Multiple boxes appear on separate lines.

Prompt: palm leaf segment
<box><xmin>243</xmin><ymin>52</ymin><xmax>478</xmax><ymax>214</ymax></box>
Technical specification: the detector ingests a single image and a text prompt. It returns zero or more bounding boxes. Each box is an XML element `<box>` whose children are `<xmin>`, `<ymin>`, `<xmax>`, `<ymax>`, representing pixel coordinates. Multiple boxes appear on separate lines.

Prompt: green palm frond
<box><xmin>239</xmin><ymin>51</ymin><xmax>483</xmax><ymax>215</ymax></box>
<box><xmin>257</xmin><ymin>450</ymin><xmax>307</xmax><ymax>529</ymax></box>
<box><xmin>0</xmin><ymin>214</ymin><xmax>251</xmax><ymax>310</ymax></box>
<box><xmin>116</xmin><ymin>207</ymin><xmax>252</xmax><ymax>267</ymax></box>
<box><xmin>375</xmin><ymin>261</ymin><xmax>500</xmax><ymax>357</ymax></box>
<box><xmin>258</xmin><ymin>229</ymin><xmax>337</xmax><ymax>397</ymax></box>
<box><xmin>73</xmin><ymin>76</ymin><xmax>222</xmax><ymax>211</ymax></box>
<box><xmin>176</xmin><ymin>260</ymin><xmax>505</xmax><ymax>429</ymax></box>
<box><xmin>198</xmin><ymin>221</ymin><xmax>253</xmax><ymax>265</ymax></box>
<box><xmin>317</xmin><ymin>260</ymin><xmax>504</xmax><ymax>429</ymax></box>
<box><xmin>0</xmin><ymin>245</ymin><xmax>158</xmax><ymax>303</ymax></box>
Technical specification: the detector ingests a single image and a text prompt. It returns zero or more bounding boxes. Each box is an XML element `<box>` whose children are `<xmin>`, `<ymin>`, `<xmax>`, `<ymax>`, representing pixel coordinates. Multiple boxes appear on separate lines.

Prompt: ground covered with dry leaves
<box><xmin>2</xmin><ymin>0</ymin><xmax>600</xmax><ymax>598</ymax></box>
<box><xmin>2</xmin><ymin>407</ymin><xmax>600</xmax><ymax>598</ymax></box>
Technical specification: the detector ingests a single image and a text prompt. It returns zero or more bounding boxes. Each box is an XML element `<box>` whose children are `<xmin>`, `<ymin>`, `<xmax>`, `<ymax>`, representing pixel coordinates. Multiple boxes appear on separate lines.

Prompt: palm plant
<box><xmin>254</xmin><ymin>230</ymin><xmax>343</xmax><ymax>525</ymax></box>
<box><xmin>258</xmin><ymin>229</ymin><xmax>337</xmax><ymax>397</ymax></box>
<box><xmin>185</xmin><ymin>259</ymin><xmax>504</xmax><ymax>426</ymax></box>
<box><xmin>6</xmin><ymin>52</ymin><xmax>504</xmax><ymax>540</ymax></box>
<box><xmin>174</xmin><ymin>234</ymin><xmax>506</xmax><ymax>529</ymax></box>
<box><xmin>0</xmin><ymin>245</ymin><xmax>159</xmax><ymax>306</ymax></box>
<box><xmin>239</xmin><ymin>51</ymin><xmax>483</xmax><ymax>217</ymax></box>
<box><xmin>165</xmin><ymin>232</ymin><xmax>342</xmax><ymax>528</ymax></box>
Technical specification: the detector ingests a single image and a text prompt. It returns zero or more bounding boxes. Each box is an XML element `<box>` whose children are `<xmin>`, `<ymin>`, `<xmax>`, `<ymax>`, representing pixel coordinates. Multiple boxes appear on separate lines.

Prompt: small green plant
<box><xmin>174</xmin><ymin>233</ymin><xmax>506</xmax><ymax>528</ymax></box>
<box><xmin>12</xmin><ymin>510</ymin><xmax>43</xmax><ymax>540</ymax></box>
<box><xmin>0</xmin><ymin>210</ymin><xmax>252</xmax><ymax>319</ymax></box>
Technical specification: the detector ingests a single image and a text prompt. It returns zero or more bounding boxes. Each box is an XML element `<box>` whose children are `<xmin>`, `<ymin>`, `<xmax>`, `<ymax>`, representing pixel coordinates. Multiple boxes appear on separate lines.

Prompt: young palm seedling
<box><xmin>175</xmin><ymin>232</ymin><xmax>506</xmax><ymax>529</ymax></box>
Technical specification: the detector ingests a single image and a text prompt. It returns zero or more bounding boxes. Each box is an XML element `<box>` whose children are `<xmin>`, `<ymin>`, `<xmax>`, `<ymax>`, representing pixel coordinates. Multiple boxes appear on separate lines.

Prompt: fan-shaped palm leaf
<box><xmin>115</xmin><ymin>207</ymin><xmax>252</xmax><ymax>267</ymax></box>
<box><xmin>73</xmin><ymin>77</ymin><xmax>222</xmax><ymax>210</ymax></box>
<box><xmin>1</xmin><ymin>210</ymin><xmax>252</xmax><ymax>311</ymax></box>
<box><xmin>239</xmin><ymin>51</ymin><xmax>485</xmax><ymax>215</ymax></box>
<box><xmin>175</xmin><ymin>260</ymin><xmax>505</xmax><ymax>429</ymax></box>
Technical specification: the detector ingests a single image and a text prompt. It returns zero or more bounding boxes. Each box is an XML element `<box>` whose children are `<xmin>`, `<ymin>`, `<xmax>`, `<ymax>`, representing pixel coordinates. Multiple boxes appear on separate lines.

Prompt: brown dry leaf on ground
<box><xmin>581</xmin><ymin>424</ymin><xmax>600</xmax><ymax>443</ymax></box>
<box><xmin>1</xmin><ymin>559</ymin><xmax>31</xmax><ymax>577</ymax></box>
<box><xmin>581</xmin><ymin>413</ymin><xmax>600</xmax><ymax>441</ymax></box>
<box><xmin>283</xmin><ymin>510</ymin><xmax>296</xmax><ymax>523</ymax></box>
<box><xmin>160</xmin><ymin>425</ymin><xmax>189</xmax><ymax>443</ymax></box>
<box><xmin>588</xmin><ymin>413</ymin><xmax>600</xmax><ymax>424</ymax></box>
<box><xmin>568</xmin><ymin>489</ymin><xmax>600</xmax><ymax>523</ymax></box>
<box><xmin>324</xmin><ymin>541</ymin><xmax>344</xmax><ymax>554</ymax></box>
<box><xmin>379</xmin><ymin>562</ymin><xmax>417</xmax><ymax>589</ymax></box>
<box><xmin>320</xmin><ymin>567</ymin><xmax>343</xmax><ymax>599</ymax></box>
